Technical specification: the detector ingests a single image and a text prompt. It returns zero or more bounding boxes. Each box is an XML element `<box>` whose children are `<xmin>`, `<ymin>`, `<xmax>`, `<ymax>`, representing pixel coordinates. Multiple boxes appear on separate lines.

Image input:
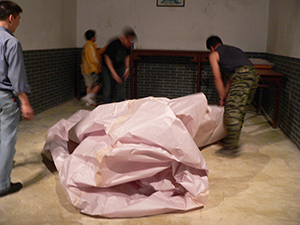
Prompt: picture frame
<box><xmin>157</xmin><ymin>0</ymin><xmax>185</xmax><ymax>7</ymax></box>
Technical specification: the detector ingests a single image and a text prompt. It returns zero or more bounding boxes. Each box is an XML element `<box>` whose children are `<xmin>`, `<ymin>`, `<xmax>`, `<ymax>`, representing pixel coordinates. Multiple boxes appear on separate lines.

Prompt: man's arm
<box><xmin>104</xmin><ymin>54</ymin><xmax>123</xmax><ymax>84</ymax></box>
<box><xmin>6</xmin><ymin>42</ymin><xmax>34</xmax><ymax>119</ymax></box>
<box><xmin>209</xmin><ymin>51</ymin><xmax>226</xmax><ymax>106</ymax></box>
<box><xmin>123</xmin><ymin>55</ymin><xmax>130</xmax><ymax>80</ymax></box>
<box><xmin>224</xmin><ymin>76</ymin><xmax>232</xmax><ymax>97</ymax></box>
<box><xmin>18</xmin><ymin>92</ymin><xmax>34</xmax><ymax>120</ymax></box>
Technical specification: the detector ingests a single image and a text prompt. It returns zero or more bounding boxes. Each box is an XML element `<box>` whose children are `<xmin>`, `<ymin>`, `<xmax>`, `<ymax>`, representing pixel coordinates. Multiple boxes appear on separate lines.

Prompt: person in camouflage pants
<box><xmin>206</xmin><ymin>36</ymin><xmax>260</xmax><ymax>153</ymax></box>
<box><xmin>222</xmin><ymin>66</ymin><xmax>260</xmax><ymax>150</ymax></box>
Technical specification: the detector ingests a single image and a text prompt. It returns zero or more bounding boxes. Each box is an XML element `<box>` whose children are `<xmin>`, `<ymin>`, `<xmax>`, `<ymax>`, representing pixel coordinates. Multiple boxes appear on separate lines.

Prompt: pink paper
<box><xmin>44</xmin><ymin>93</ymin><xmax>226</xmax><ymax>217</ymax></box>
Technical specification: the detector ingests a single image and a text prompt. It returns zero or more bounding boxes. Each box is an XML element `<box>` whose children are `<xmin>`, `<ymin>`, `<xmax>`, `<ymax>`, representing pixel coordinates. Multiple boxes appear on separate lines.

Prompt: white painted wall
<box><xmin>76</xmin><ymin>0</ymin><xmax>269</xmax><ymax>52</ymax></box>
<box><xmin>12</xmin><ymin>0</ymin><xmax>300</xmax><ymax>59</ymax></box>
<box><xmin>14</xmin><ymin>0</ymin><xmax>77</xmax><ymax>50</ymax></box>
<box><xmin>267</xmin><ymin>0</ymin><xmax>300</xmax><ymax>58</ymax></box>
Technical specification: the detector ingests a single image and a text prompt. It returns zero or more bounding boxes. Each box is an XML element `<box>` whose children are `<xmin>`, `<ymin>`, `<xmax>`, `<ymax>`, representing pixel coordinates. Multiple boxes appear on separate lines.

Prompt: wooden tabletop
<box><xmin>256</xmin><ymin>68</ymin><xmax>284</xmax><ymax>77</ymax></box>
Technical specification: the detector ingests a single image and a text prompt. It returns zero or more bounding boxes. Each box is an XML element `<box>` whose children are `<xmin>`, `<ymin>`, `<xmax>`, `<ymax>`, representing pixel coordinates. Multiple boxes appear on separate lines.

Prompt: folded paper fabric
<box><xmin>43</xmin><ymin>93</ymin><xmax>226</xmax><ymax>217</ymax></box>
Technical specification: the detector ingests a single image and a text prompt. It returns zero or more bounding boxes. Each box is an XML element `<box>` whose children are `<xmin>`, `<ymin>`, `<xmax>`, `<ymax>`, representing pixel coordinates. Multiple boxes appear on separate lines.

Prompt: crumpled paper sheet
<box><xmin>43</xmin><ymin>93</ymin><xmax>226</xmax><ymax>218</ymax></box>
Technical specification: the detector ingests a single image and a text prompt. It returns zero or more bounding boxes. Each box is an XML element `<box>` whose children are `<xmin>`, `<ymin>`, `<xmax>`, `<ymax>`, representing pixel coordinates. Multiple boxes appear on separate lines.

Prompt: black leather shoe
<box><xmin>0</xmin><ymin>182</ymin><xmax>22</xmax><ymax>197</ymax></box>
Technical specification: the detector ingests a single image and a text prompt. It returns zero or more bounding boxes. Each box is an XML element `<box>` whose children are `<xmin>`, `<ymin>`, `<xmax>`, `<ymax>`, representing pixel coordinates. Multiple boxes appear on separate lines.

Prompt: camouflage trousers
<box><xmin>222</xmin><ymin>66</ymin><xmax>260</xmax><ymax>149</ymax></box>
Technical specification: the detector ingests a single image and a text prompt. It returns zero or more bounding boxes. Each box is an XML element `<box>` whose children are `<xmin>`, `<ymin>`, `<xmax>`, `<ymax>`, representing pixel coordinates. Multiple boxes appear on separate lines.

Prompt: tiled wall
<box><xmin>133</xmin><ymin>56</ymin><xmax>198</xmax><ymax>99</ymax></box>
<box><xmin>134</xmin><ymin>56</ymin><xmax>218</xmax><ymax>103</ymax></box>
<box><xmin>265</xmin><ymin>54</ymin><xmax>300</xmax><ymax>149</ymax></box>
<box><xmin>133</xmin><ymin>53</ymin><xmax>266</xmax><ymax>104</ymax></box>
<box><xmin>24</xmin><ymin>48</ymin><xmax>78</xmax><ymax>114</ymax></box>
<box><xmin>23</xmin><ymin>48</ymin><xmax>300</xmax><ymax>149</ymax></box>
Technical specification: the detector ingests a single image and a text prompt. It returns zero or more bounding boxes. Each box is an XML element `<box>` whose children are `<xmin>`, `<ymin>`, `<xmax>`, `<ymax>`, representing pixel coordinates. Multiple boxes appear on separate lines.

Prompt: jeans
<box><xmin>0</xmin><ymin>90</ymin><xmax>21</xmax><ymax>193</ymax></box>
<box><xmin>102</xmin><ymin>66</ymin><xmax>125</xmax><ymax>103</ymax></box>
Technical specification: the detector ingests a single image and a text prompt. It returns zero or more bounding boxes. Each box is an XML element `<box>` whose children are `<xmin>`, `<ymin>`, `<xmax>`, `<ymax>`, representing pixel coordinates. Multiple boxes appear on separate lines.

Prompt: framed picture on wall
<box><xmin>157</xmin><ymin>0</ymin><xmax>185</xmax><ymax>7</ymax></box>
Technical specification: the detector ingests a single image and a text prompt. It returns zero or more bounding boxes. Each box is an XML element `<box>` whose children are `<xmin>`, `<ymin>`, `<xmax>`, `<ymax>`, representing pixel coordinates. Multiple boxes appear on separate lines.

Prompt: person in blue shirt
<box><xmin>0</xmin><ymin>0</ymin><xmax>34</xmax><ymax>197</ymax></box>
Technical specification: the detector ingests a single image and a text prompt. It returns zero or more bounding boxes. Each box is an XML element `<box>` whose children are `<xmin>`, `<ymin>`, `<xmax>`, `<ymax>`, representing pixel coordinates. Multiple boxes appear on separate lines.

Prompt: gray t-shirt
<box><xmin>216</xmin><ymin>44</ymin><xmax>253</xmax><ymax>75</ymax></box>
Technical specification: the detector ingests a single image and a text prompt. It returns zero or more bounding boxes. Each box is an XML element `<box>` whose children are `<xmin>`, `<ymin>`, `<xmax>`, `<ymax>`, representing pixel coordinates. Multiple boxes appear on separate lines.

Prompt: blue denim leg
<box><xmin>102</xmin><ymin>66</ymin><xmax>112</xmax><ymax>103</ymax></box>
<box><xmin>115</xmin><ymin>82</ymin><xmax>125</xmax><ymax>102</ymax></box>
<box><xmin>114</xmin><ymin>67</ymin><xmax>125</xmax><ymax>102</ymax></box>
<box><xmin>102</xmin><ymin>66</ymin><xmax>125</xmax><ymax>103</ymax></box>
<box><xmin>0</xmin><ymin>91</ymin><xmax>21</xmax><ymax>193</ymax></box>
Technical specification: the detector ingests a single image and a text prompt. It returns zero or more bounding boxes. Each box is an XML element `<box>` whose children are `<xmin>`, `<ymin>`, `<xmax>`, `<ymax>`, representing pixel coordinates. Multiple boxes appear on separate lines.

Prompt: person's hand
<box><xmin>219</xmin><ymin>98</ymin><xmax>226</xmax><ymax>106</ymax></box>
<box><xmin>115</xmin><ymin>76</ymin><xmax>123</xmax><ymax>84</ymax></box>
<box><xmin>21</xmin><ymin>104</ymin><xmax>34</xmax><ymax>120</ymax></box>
<box><xmin>111</xmin><ymin>72</ymin><xmax>123</xmax><ymax>84</ymax></box>
<box><xmin>123</xmin><ymin>68</ymin><xmax>130</xmax><ymax>80</ymax></box>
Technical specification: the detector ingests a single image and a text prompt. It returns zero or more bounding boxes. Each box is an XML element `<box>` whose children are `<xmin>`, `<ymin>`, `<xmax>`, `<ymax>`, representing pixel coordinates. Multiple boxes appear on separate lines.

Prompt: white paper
<box><xmin>44</xmin><ymin>93</ymin><xmax>226</xmax><ymax>217</ymax></box>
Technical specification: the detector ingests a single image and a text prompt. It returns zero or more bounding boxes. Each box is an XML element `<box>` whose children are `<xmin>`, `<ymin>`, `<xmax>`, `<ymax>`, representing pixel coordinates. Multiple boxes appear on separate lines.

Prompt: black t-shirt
<box><xmin>216</xmin><ymin>44</ymin><xmax>253</xmax><ymax>75</ymax></box>
<box><xmin>103</xmin><ymin>38</ymin><xmax>131</xmax><ymax>69</ymax></box>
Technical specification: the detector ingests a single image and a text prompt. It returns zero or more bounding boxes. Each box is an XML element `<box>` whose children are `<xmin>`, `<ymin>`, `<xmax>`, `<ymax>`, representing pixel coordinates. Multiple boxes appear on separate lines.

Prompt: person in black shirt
<box><xmin>102</xmin><ymin>27</ymin><xmax>137</xmax><ymax>103</ymax></box>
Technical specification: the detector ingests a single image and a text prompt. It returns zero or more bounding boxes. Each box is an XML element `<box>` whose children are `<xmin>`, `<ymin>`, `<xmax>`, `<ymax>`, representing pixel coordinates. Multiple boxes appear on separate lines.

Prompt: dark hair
<box><xmin>0</xmin><ymin>1</ymin><xmax>22</xmax><ymax>20</ymax></box>
<box><xmin>206</xmin><ymin>36</ymin><xmax>223</xmax><ymax>50</ymax></box>
<box><xmin>85</xmin><ymin>29</ymin><xmax>96</xmax><ymax>40</ymax></box>
<box><xmin>122</xmin><ymin>26</ymin><xmax>137</xmax><ymax>40</ymax></box>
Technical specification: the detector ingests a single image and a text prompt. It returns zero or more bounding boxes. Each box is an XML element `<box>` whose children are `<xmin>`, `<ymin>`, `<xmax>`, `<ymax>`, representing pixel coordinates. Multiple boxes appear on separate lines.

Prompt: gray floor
<box><xmin>1</xmin><ymin>98</ymin><xmax>300</xmax><ymax>225</ymax></box>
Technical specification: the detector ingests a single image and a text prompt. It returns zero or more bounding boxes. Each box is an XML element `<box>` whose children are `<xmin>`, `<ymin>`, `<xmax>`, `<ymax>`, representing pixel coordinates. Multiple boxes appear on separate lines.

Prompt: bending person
<box><xmin>102</xmin><ymin>27</ymin><xmax>137</xmax><ymax>103</ymax></box>
<box><xmin>206</xmin><ymin>35</ymin><xmax>260</xmax><ymax>154</ymax></box>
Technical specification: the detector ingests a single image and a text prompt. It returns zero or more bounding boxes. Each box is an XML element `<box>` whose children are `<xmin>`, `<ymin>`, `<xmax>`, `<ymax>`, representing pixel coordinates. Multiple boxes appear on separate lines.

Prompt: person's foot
<box><xmin>220</xmin><ymin>148</ymin><xmax>239</xmax><ymax>154</ymax></box>
<box><xmin>81</xmin><ymin>95</ymin><xmax>96</xmax><ymax>106</ymax></box>
<box><xmin>216</xmin><ymin>148</ymin><xmax>240</xmax><ymax>156</ymax></box>
<box><xmin>81</xmin><ymin>95</ymin><xmax>88</xmax><ymax>100</ymax></box>
<box><xmin>0</xmin><ymin>182</ymin><xmax>23</xmax><ymax>197</ymax></box>
<box><xmin>85</xmin><ymin>97</ymin><xmax>97</xmax><ymax>106</ymax></box>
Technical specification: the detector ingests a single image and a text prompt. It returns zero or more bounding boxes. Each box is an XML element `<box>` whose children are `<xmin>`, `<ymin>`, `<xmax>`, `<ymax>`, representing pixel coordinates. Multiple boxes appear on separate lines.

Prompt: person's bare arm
<box><xmin>209</xmin><ymin>51</ymin><xmax>226</xmax><ymax>106</ymax></box>
<box><xmin>224</xmin><ymin>76</ymin><xmax>232</xmax><ymax>98</ymax></box>
<box><xmin>123</xmin><ymin>55</ymin><xmax>130</xmax><ymax>80</ymax></box>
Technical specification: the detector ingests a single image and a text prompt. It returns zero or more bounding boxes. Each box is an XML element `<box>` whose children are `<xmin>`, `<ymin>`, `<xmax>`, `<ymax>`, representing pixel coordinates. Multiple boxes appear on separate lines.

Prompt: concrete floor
<box><xmin>0</xmin><ymin>98</ymin><xmax>300</xmax><ymax>225</ymax></box>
